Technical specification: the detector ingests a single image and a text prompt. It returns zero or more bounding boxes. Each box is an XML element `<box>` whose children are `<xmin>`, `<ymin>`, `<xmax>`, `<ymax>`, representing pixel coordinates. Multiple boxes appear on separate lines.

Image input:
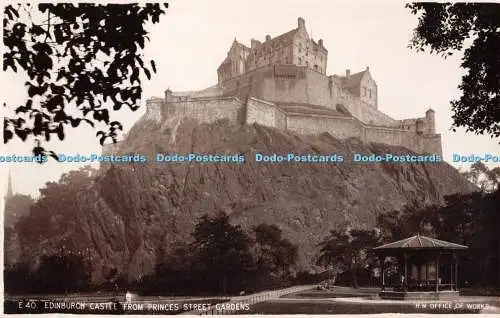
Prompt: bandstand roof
<box><xmin>373</xmin><ymin>234</ymin><xmax>468</xmax><ymax>252</ymax></box>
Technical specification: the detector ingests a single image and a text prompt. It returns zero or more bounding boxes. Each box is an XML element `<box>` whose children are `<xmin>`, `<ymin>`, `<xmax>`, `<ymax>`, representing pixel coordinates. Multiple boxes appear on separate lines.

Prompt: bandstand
<box><xmin>372</xmin><ymin>234</ymin><xmax>468</xmax><ymax>300</ymax></box>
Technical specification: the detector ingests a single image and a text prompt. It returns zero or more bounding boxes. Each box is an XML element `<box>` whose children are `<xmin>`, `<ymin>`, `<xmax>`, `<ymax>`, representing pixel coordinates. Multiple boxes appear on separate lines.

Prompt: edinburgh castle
<box><xmin>105</xmin><ymin>17</ymin><xmax>442</xmax><ymax>156</ymax></box>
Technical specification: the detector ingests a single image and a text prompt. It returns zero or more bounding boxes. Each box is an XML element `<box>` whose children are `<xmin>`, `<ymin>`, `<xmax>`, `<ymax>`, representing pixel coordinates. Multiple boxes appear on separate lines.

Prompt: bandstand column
<box><xmin>425</xmin><ymin>261</ymin><xmax>429</xmax><ymax>285</ymax></box>
<box><xmin>454</xmin><ymin>253</ymin><xmax>458</xmax><ymax>290</ymax></box>
<box><xmin>379</xmin><ymin>255</ymin><xmax>386</xmax><ymax>291</ymax></box>
<box><xmin>450</xmin><ymin>254</ymin><xmax>453</xmax><ymax>291</ymax></box>
<box><xmin>404</xmin><ymin>253</ymin><xmax>408</xmax><ymax>292</ymax></box>
<box><xmin>417</xmin><ymin>263</ymin><xmax>421</xmax><ymax>285</ymax></box>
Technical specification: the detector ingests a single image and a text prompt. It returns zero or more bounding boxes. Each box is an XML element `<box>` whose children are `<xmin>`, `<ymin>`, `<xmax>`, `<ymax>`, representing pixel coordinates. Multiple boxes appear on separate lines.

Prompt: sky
<box><xmin>1</xmin><ymin>0</ymin><xmax>499</xmax><ymax>198</ymax></box>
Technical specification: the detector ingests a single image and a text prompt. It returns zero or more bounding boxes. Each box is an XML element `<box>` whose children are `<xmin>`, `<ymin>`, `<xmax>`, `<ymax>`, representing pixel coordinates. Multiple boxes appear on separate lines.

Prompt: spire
<box><xmin>6</xmin><ymin>170</ymin><xmax>13</xmax><ymax>199</ymax></box>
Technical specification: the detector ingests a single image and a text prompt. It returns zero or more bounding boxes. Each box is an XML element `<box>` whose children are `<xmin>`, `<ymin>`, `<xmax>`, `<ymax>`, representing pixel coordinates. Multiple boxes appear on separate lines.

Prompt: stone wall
<box><xmin>257</xmin><ymin>65</ymin><xmax>335</xmax><ymax>107</ymax></box>
<box><xmin>340</xmin><ymin>96</ymin><xmax>397</xmax><ymax>127</ymax></box>
<box><xmin>365</xmin><ymin>125</ymin><xmax>417</xmax><ymax>148</ymax></box>
<box><xmin>144</xmin><ymin>98</ymin><xmax>164</xmax><ymax>123</ymax></box>
<box><xmin>421</xmin><ymin>134</ymin><xmax>442</xmax><ymax>155</ymax></box>
<box><xmin>220</xmin><ymin>65</ymin><xmax>399</xmax><ymax>127</ymax></box>
<box><xmin>155</xmin><ymin>93</ymin><xmax>441</xmax><ymax>155</ymax></box>
<box><xmin>143</xmin><ymin>65</ymin><xmax>441</xmax><ymax>156</ymax></box>
<box><xmin>286</xmin><ymin>114</ymin><xmax>363</xmax><ymax>140</ymax></box>
<box><xmin>246</xmin><ymin>97</ymin><xmax>281</xmax><ymax>128</ymax></box>
<box><xmin>165</xmin><ymin>97</ymin><xmax>245</xmax><ymax>125</ymax></box>
<box><xmin>285</xmin><ymin>113</ymin><xmax>442</xmax><ymax>155</ymax></box>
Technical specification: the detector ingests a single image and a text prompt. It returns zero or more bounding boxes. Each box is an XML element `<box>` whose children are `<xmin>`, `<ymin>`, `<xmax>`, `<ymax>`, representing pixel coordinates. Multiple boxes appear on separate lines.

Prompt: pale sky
<box><xmin>1</xmin><ymin>0</ymin><xmax>499</xmax><ymax>197</ymax></box>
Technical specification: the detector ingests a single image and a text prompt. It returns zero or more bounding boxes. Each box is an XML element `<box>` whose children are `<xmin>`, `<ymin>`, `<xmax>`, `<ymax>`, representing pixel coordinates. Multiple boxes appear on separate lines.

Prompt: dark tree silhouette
<box><xmin>35</xmin><ymin>251</ymin><xmax>90</xmax><ymax>293</ymax></box>
<box><xmin>317</xmin><ymin>228</ymin><xmax>381</xmax><ymax>288</ymax></box>
<box><xmin>3</xmin><ymin>3</ymin><xmax>168</xmax><ymax>157</ymax></box>
<box><xmin>15</xmin><ymin>165</ymin><xmax>98</xmax><ymax>256</ymax></box>
<box><xmin>190</xmin><ymin>213</ymin><xmax>255</xmax><ymax>294</ymax></box>
<box><xmin>407</xmin><ymin>3</ymin><xmax>500</xmax><ymax>139</ymax></box>
<box><xmin>253</xmin><ymin>224</ymin><xmax>298</xmax><ymax>288</ymax></box>
<box><xmin>376</xmin><ymin>189</ymin><xmax>500</xmax><ymax>288</ymax></box>
<box><xmin>4</xmin><ymin>193</ymin><xmax>34</xmax><ymax>228</ymax></box>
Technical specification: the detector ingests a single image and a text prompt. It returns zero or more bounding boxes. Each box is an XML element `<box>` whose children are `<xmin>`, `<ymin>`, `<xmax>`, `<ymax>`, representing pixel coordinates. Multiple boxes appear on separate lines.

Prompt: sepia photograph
<box><xmin>2</xmin><ymin>0</ymin><xmax>500</xmax><ymax>315</ymax></box>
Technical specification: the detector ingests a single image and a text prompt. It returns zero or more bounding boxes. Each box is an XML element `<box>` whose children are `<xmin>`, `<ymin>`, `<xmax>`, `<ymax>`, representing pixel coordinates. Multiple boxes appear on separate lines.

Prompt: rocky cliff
<box><xmin>15</xmin><ymin>114</ymin><xmax>476</xmax><ymax>283</ymax></box>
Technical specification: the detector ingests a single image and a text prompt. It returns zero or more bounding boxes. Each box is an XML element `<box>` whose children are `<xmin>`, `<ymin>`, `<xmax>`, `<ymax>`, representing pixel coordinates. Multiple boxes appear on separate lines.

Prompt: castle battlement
<box><xmin>105</xmin><ymin>18</ymin><xmax>442</xmax><ymax>158</ymax></box>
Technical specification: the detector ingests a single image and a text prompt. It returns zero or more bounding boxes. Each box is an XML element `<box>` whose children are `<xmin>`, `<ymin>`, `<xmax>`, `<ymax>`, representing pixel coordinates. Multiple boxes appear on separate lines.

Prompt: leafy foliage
<box><xmin>253</xmin><ymin>224</ymin><xmax>298</xmax><ymax>289</ymax></box>
<box><xmin>459</xmin><ymin>161</ymin><xmax>500</xmax><ymax>192</ymax></box>
<box><xmin>190</xmin><ymin>213</ymin><xmax>255</xmax><ymax>294</ymax></box>
<box><xmin>4</xmin><ymin>193</ymin><xmax>35</xmax><ymax>229</ymax></box>
<box><xmin>140</xmin><ymin>217</ymin><xmax>299</xmax><ymax>296</ymax></box>
<box><xmin>15</xmin><ymin>165</ymin><xmax>98</xmax><ymax>250</ymax></box>
<box><xmin>407</xmin><ymin>3</ymin><xmax>500</xmax><ymax>139</ymax></box>
<box><xmin>4</xmin><ymin>252</ymin><xmax>90</xmax><ymax>294</ymax></box>
<box><xmin>377</xmin><ymin>188</ymin><xmax>500</xmax><ymax>288</ymax></box>
<box><xmin>3</xmin><ymin>3</ymin><xmax>168</xmax><ymax>156</ymax></box>
<box><xmin>35</xmin><ymin>251</ymin><xmax>91</xmax><ymax>292</ymax></box>
<box><xmin>316</xmin><ymin>228</ymin><xmax>381</xmax><ymax>288</ymax></box>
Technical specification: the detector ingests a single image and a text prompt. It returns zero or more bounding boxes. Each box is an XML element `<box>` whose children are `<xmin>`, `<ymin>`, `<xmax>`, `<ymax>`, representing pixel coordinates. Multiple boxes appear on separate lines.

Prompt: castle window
<box><xmin>369</xmin><ymin>89</ymin><xmax>372</xmax><ymax>98</ymax></box>
<box><xmin>314</xmin><ymin>64</ymin><xmax>318</xmax><ymax>71</ymax></box>
<box><xmin>306</xmin><ymin>61</ymin><xmax>309</xmax><ymax>67</ymax></box>
<box><xmin>298</xmin><ymin>57</ymin><xmax>302</xmax><ymax>65</ymax></box>
<box><xmin>285</xmin><ymin>57</ymin><xmax>289</xmax><ymax>64</ymax></box>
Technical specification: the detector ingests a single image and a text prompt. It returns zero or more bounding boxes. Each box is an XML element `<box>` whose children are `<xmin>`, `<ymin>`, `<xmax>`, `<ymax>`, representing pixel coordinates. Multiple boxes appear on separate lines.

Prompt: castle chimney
<box><xmin>265</xmin><ymin>35</ymin><xmax>271</xmax><ymax>41</ymax></box>
<box><xmin>298</xmin><ymin>17</ymin><xmax>305</xmax><ymax>29</ymax></box>
<box><xmin>318</xmin><ymin>39</ymin><xmax>323</xmax><ymax>47</ymax></box>
<box><xmin>366</xmin><ymin>66</ymin><xmax>370</xmax><ymax>71</ymax></box>
<box><xmin>346</xmin><ymin>69</ymin><xmax>351</xmax><ymax>78</ymax></box>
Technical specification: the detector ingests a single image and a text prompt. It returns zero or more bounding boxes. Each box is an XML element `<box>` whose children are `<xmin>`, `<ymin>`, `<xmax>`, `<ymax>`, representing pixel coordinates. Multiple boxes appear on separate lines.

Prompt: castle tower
<box><xmin>425</xmin><ymin>108</ymin><xmax>436</xmax><ymax>134</ymax></box>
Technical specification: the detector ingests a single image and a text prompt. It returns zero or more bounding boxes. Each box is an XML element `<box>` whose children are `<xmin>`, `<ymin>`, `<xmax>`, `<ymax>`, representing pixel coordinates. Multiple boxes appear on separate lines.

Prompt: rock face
<box><xmin>16</xmin><ymin>115</ymin><xmax>476</xmax><ymax>283</ymax></box>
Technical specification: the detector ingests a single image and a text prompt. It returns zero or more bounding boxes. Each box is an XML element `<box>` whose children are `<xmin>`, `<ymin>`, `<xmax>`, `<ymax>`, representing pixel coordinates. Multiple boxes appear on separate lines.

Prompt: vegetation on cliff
<box><xmin>4</xmin><ymin>119</ymin><xmax>479</xmax><ymax>290</ymax></box>
<box><xmin>315</xmin><ymin>186</ymin><xmax>500</xmax><ymax>289</ymax></box>
<box><xmin>407</xmin><ymin>3</ymin><xmax>500</xmax><ymax>139</ymax></box>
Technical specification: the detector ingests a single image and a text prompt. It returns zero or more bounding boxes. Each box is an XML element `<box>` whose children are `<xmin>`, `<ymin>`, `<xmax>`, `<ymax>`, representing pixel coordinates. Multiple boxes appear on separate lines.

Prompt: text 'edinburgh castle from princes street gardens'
<box><xmin>105</xmin><ymin>17</ymin><xmax>442</xmax><ymax>156</ymax></box>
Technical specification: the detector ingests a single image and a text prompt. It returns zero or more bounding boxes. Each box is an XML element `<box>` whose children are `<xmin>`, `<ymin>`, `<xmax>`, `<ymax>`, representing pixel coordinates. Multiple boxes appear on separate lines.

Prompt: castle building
<box><xmin>104</xmin><ymin>18</ymin><xmax>442</xmax><ymax>156</ymax></box>
<box><xmin>218</xmin><ymin>18</ymin><xmax>328</xmax><ymax>83</ymax></box>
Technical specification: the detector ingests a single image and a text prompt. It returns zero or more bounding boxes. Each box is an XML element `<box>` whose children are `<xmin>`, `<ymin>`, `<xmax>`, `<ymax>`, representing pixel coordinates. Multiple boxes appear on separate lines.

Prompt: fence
<box><xmin>184</xmin><ymin>284</ymin><xmax>316</xmax><ymax>315</ymax></box>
